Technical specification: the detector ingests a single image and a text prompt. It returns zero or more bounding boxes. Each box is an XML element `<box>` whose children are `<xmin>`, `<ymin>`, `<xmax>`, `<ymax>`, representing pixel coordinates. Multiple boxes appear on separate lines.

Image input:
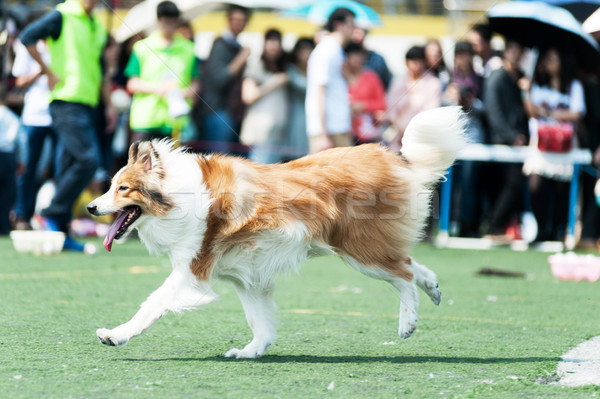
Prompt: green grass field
<box><xmin>1</xmin><ymin>237</ymin><xmax>600</xmax><ymax>398</ymax></box>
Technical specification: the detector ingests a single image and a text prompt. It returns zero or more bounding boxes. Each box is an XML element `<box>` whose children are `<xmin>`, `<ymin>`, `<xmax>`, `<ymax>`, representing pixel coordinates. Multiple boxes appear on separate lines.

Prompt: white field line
<box><xmin>0</xmin><ymin>265</ymin><xmax>162</xmax><ymax>280</ymax></box>
<box><xmin>554</xmin><ymin>336</ymin><xmax>600</xmax><ymax>386</ymax></box>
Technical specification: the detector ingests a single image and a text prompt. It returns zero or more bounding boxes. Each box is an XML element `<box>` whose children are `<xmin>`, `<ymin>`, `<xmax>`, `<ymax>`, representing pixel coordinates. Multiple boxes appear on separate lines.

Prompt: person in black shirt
<box><xmin>483</xmin><ymin>40</ymin><xmax>529</xmax><ymax>239</ymax></box>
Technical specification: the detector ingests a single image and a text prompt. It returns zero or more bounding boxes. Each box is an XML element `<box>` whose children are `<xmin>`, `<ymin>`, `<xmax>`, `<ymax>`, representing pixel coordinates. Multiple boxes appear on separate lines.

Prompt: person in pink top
<box><xmin>345</xmin><ymin>43</ymin><xmax>387</xmax><ymax>144</ymax></box>
<box><xmin>385</xmin><ymin>45</ymin><xmax>442</xmax><ymax>150</ymax></box>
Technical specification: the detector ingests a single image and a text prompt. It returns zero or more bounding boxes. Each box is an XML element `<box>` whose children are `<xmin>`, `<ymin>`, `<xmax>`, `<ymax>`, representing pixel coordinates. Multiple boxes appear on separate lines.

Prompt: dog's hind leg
<box><xmin>96</xmin><ymin>267</ymin><xmax>217</xmax><ymax>347</ymax></box>
<box><xmin>342</xmin><ymin>256</ymin><xmax>419</xmax><ymax>339</ymax></box>
<box><xmin>225</xmin><ymin>285</ymin><xmax>277</xmax><ymax>359</ymax></box>
<box><xmin>408</xmin><ymin>257</ymin><xmax>441</xmax><ymax>306</ymax></box>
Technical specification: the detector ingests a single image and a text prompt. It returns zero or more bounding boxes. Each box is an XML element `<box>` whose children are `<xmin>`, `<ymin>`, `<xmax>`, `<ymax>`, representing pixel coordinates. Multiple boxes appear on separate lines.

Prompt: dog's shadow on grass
<box><xmin>120</xmin><ymin>355</ymin><xmax>560</xmax><ymax>364</ymax></box>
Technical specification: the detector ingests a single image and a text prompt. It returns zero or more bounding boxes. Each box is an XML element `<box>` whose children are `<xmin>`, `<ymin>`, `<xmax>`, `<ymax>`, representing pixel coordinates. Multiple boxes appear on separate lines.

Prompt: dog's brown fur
<box><xmin>191</xmin><ymin>144</ymin><xmax>423</xmax><ymax>282</ymax></box>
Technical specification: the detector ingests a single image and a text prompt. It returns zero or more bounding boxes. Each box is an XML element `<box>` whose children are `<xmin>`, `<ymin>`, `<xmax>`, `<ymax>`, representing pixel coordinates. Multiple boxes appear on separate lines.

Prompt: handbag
<box><xmin>536</xmin><ymin>119</ymin><xmax>574</xmax><ymax>153</ymax></box>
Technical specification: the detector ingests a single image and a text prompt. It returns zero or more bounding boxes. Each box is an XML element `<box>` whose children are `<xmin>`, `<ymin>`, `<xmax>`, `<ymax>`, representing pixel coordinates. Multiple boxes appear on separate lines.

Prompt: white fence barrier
<box><xmin>438</xmin><ymin>144</ymin><xmax>593</xmax><ymax>251</ymax></box>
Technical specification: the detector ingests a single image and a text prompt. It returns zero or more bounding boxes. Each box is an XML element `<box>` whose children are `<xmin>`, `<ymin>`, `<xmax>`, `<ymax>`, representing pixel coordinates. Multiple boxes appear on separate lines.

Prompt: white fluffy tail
<box><xmin>401</xmin><ymin>106</ymin><xmax>468</xmax><ymax>186</ymax></box>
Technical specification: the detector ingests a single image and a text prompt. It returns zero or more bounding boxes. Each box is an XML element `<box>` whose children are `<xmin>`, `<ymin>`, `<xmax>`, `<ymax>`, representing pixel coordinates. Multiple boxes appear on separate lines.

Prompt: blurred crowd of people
<box><xmin>2</xmin><ymin>0</ymin><xmax>600</xmax><ymax>251</ymax></box>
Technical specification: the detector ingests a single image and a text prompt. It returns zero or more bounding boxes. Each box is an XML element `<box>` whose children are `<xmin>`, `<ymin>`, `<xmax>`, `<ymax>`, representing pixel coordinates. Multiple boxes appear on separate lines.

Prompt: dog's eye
<box><xmin>118</xmin><ymin>186</ymin><xmax>129</xmax><ymax>191</ymax></box>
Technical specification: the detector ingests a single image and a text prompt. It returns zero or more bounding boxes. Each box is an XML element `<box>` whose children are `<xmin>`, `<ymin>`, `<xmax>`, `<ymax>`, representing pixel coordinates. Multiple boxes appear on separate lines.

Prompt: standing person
<box><xmin>444</xmin><ymin>41</ymin><xmax>485</xmax><ymax>237</ymax></box>
<box><xmin>467</xmin><ymin>24</ymin><xmax>502</xmax><ymax>162</ymax></box>
<box><xmin>19</xmin><ymin>0</ymin><xmax>116</xmax><ymax>252</ymax></box>
<box><xmin>345</xmin><ymin>43</ymin><xmax>387</xmax><ymax>144</ymax></box>
<box><xmin>96</xmin><ymin>36</ymin><xmax>119</xmax><ymax>187</ymax></box>
<box><xmin>425</xmin><ymin>39</ymin><xmax>451</xmax><ymax>91</ymax></box>
<box><xmin>125</xmin><ymin>1</ymin><xmax>200</xmax><ymax>143</ymax></box>
<box><xmin>176</xmin><ymin>19</ymin><xmax>205</xmax><ymax>143</ymax></box>
<box><xmin>351</xmin><ymin>27</ymin><xmax>392</xmax><ymax>90</ymax></box>
<box><xmin>284</xmin><ymin>37</ymin><xmax>314</xmax><ymax>160</ymax></box>
<box><xmin>110</xmin><ymin>34</ymin><xmax>144</xmax><ymax>171</ymax></box>
<box><xmin>483</xmin><ymin>40</ymin><xmax>529</xmax><ymax>240</ymax></box>
<box><xmin>0</xmin><ymin>102</ymin><xmax>26</xmax><ymax>235</ymax></box>
<box><xmin>202</xmin><ymin>5</ymin><xmax>251</xmax><ymax>154</ymax></box>
<box><xmin>386</xmin><ymin>45</ymin><xmax>442</xmax><ymax>150</ymax></box>
<box><xmin>467</xmin><ymin>24</ymin><xmax>502</xmax><ymax>79</ymax></box>
<box><xmin>11</xmin><ymin>30</ymin><xmax>56</xmax><ymax>230</ymax></box>
<box><xmin>522</xmin><ymin>48</ymin><xmax>585</xmax><ymax>242</ymax></box>
<box><xmin>305</xmin><ymin>7</ymin><xmax>356</xmax><ymax>153</ymax></box>
<box><xmin>579</xmin><ymin>74</ymin><xmax>600</xmax><ymax>249</ymax></box>
<box><xmin>240</xmin><ymin>28</ymin><xmax>289</xmax><ymax>164</ymax></box>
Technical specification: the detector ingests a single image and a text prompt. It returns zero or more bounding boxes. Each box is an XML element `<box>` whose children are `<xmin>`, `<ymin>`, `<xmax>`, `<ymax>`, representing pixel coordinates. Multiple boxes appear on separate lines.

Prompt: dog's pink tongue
<box><xmin>104</xmin><ymin>211</ymin><xmax>129</xmax><ymax>252</ymax></box>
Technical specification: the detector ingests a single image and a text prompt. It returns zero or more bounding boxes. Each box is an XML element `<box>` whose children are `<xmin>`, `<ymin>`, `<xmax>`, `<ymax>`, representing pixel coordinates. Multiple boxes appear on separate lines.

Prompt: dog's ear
<box><xmin>137</xmin><ymin>141</ymin><xmax>165</xmax><ymax>178</ymax></box>
<box><xmin>128</xmin><ymin>141</ymin><xmax>141</xmax><ymax>164</ymax></box>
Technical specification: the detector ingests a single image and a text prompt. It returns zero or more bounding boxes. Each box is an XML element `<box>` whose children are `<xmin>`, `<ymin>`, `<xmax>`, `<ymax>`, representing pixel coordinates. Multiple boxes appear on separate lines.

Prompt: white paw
<box><xmin>225</xmin><ymin>341</ymin><xmax>271</xmax><ymax>359</ymax></box>
<box><xmin>398</xmin><ymin>309</ymin><xmax>418</xmax><ymax>339</ymax></box>
<box><xmin>410</xmin><ymin>261</ymin><xmax>441</xmax><ymax>306</ymax></box>
<box><xmin>225</xmin><ymin>347</ymin><xmax>263</xmax><ymax>359</ymax></box>
<box><xmin>425</xmin><ymin>281</ymin><xmax>441</xmax><ymax>306</ymax></box>
<box><xmin>96</xmin><ymin>328</ymin><xmax>129</xmax><ymax>347</ymax></box>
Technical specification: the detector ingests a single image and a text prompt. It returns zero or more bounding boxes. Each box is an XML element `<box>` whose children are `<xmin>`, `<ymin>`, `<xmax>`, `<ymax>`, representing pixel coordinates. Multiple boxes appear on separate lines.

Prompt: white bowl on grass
<box><xmin>10</xmin><ymin>230</ymin><xmax>66</xmax><ymax>255</ymax></box>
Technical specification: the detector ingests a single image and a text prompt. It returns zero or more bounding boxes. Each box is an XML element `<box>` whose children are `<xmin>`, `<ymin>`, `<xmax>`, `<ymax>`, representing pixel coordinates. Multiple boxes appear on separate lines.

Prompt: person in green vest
<box><xmin>20</xmin><ymin>0</ymin><xmax>116</xmax><ymax>253</ymax></box>
<box><xmin>125</xmin><ymin>1</ymin><xmax>200</xmax><ymax>142</ymax></box>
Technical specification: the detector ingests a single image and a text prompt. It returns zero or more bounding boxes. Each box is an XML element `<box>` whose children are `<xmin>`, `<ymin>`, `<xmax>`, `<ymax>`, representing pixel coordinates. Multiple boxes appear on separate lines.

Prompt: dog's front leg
<box><xmin>225</xmin><ymin>285</ymin><xmax>277</xmax><ymax>359</ymax></box>
<box><xmin>97</xmin><ymin>268</ymin><xmax>217</xmax><ymax>346</ymax></box>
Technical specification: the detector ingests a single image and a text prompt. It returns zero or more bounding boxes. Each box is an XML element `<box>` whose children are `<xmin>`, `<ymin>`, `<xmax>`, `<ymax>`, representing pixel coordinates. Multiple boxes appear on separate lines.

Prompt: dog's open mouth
<box><xmin>104</xmin><ymin>205</ymin><xmax>142</xmax><ymax>252</ymax></box>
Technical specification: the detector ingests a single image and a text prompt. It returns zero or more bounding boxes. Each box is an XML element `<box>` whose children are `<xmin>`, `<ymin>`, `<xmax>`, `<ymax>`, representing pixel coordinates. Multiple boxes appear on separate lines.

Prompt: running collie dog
<box><xmin>88</xmin><ymin>106</ymin><xmax>466</xmax><ymax>358</ymax></box>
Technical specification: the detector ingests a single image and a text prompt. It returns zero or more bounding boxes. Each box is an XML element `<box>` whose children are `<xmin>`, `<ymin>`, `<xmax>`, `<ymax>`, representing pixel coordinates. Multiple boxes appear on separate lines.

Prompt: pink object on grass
<box><xmin>548</xmin><ymin>253</ymin><xmax>600</xmax><ymax>282</ymax></box>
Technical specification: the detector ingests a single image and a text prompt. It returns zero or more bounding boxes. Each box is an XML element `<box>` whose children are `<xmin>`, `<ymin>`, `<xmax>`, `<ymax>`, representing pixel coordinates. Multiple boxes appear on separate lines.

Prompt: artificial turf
<box><xmin>1</xmin><ymin>237</ymin><xmax>599</xmax><ymax>398</ymax></box>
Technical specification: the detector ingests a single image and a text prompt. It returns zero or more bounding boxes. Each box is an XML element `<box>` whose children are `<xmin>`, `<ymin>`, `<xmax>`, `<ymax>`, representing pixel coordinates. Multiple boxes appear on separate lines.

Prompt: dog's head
<box><xmin>88</xmin><ymin>141</ymin><xmax>174</xmax><ymax>251</ymax></box>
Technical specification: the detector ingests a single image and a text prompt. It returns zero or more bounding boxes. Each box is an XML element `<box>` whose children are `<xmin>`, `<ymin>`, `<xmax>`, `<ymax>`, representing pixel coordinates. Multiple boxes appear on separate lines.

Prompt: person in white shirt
<box><xmin>11</xmin><ymin>38</ymin><xmax>56</xmax><ymax>230</ymax></box>
<box><xmin>305</xmin><ymin>7</ymin><xmax>356</xmax><ymax>153</ymax></box>
<box><xmin>522</xmin><ymin>48</ymin><xmax>585</xmax><ymax>242</ymax></box>
<box><xmin>0</xmin><ymin>102</ymin><xmax>27</xmax><ymax>234</ymax></box>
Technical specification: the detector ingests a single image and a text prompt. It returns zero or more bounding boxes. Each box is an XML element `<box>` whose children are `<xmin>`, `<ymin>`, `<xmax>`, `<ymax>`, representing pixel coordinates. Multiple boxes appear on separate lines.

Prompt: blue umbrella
<box><xmin>283</xmin><ymin>0</ymin><xmax>383</xmax><ymax>29</ymax></box>
<box><xmin>522</xmin><ymin>0</ymin><xmax>600</xmax><ymax>22</ymax></box>
<box><xmin>488</xmin><ymin>1</ymin><xmax>600</xmax><ymax>53</ymax></box>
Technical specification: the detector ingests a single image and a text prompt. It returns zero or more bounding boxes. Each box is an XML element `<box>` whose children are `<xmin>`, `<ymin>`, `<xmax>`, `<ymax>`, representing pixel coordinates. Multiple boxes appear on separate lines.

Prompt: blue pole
<box><xmin>566</xmin><ymin>164</ymin><xmax>580</xmax><ymax>249</ymax></box>
<box><xmin>439</xmin><ymin>166</ymin><xmax>453</xmax><ymax>238</ymax></box>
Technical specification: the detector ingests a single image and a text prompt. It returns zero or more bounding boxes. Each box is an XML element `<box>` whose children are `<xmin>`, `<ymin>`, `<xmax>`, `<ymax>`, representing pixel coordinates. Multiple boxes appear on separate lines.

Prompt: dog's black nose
<box><xmin>87</xmin><ymin>204</ymin><xmax>97</xmax><ymax>216</ymax></box>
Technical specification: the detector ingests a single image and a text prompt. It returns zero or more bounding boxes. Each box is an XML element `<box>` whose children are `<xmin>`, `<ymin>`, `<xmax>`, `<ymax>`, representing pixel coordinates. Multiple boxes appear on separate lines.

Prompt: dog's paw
<box><xmin>96</xmin><ymin>328</ymin><xmax>129</xmax><ymax>347</ymax></box>
<box><xmin>425</xmin><ymin>282</ymin><xmax>441</xmax><ymax>306</ymax></box>
<box><xmin>419</xmin><ymin>272</ymin><xmax>441</xmax><ymax>306</ymax></box>
<box><xmin>398</xmin><ymin>309</ymin><xmax>418</xmax><ymax>339</ymax></box>
<box><xmin>224</xmin><ymin>347</ymin><xmax>263</xmax><ymax>359</ymax></box>
<box><xmin>398</xmin><ymin>323</ymin><xmax>417</xmax><ymax>339</ymax></box>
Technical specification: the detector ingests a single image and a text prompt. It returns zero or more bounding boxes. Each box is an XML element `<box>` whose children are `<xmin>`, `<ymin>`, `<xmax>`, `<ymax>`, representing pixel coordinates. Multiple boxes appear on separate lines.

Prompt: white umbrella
<box><xmin>114</xmin><ymin>0</ymin><xmax>310</xmax><ymax>43</ymax></box>
<box><xmin>583</xmin><ymin>7</ymin><xmax>600</xmax><ymax>33</ymax></box>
